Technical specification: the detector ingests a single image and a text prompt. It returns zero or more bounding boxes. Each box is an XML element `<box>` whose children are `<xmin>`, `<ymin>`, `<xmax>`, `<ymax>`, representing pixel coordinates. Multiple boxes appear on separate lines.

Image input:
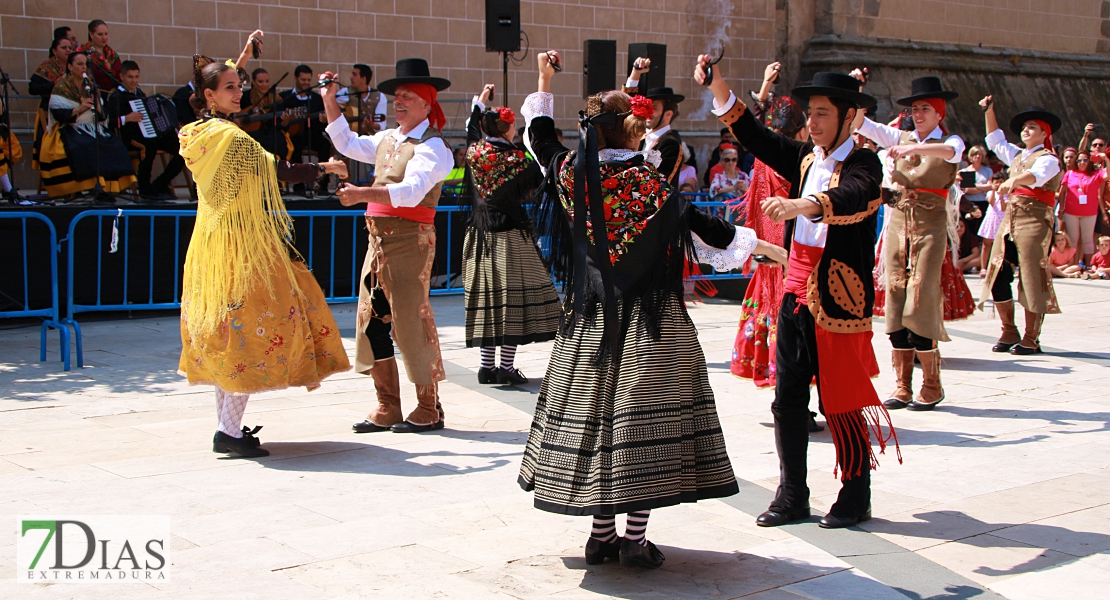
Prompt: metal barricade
<box><xmin>0</xmin><ymin>212</ymin><xmax>72</xmax><ymax>370</ymax></box>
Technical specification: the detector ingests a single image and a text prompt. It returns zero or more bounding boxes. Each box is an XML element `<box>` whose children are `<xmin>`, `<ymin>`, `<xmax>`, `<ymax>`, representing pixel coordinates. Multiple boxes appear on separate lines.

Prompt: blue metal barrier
<box><xmin>0</xmin><ymin>213</ymin><xmax>72</xmax><ymax>370</ymax></box>
<box><xmin>59</xmin><ymin>198</ymin><xmax>746</xmax><ymax>367</ymax></box>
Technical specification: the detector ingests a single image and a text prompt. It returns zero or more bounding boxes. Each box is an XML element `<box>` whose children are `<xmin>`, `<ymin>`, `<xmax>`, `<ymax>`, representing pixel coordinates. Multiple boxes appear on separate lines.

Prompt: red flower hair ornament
<box><xmin>497</xmin><ymin>107</ymin><xmax>516</xmax><ymax>125</ymax></box>
<box><xmin>630</xmin><ymin>95</ymin><xmax>654</xmax><ymax>120</ymax></box>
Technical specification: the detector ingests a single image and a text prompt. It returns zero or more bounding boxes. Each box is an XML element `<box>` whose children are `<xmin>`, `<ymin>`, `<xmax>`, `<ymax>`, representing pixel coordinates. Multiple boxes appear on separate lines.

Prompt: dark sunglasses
<box><xmin>721</xmin><ymin>158</ymin><xmax>737</xmax><ymax>162</ymax></box>
<box><xmin>1078</xmin><ymin>158</ymin><xmax>1091</xmax><ymax>162</ymax></box>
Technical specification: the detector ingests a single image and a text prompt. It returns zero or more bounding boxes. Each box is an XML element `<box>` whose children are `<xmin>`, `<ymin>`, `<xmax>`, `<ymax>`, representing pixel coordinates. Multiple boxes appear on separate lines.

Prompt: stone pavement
<box><xmin>0</xmin><ymin>279</ymin><xmax>1108</xmax><ymax>599</ymax></box>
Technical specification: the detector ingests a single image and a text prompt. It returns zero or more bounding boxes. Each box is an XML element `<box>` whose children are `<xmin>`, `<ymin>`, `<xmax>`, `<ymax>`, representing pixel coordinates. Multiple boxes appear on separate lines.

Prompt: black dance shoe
<box><xmin>619</xmin><ymin>538</ymin><xmax>665</xmax><ymax>569</ymax></box>
<box><xmin>390</xmin><ymin>420</ymin><xmax>445</xmax><ymax>434</ymax></box>
<box><xmin>496</xmin><ymin>367</ymin><xmax>528</xmax><ymax>385</ymax></box>
<box><xmin>883</xmin><ymin>398</ymin><xmax>910</xmax><ymax>410</ymax></box>
<box><xmin>906</xmin><ymin>399</ymin><xmax>942</xmax><ymax>411</ymax></box>
<box><xmin>584</xmin><ymin>536</ymin><xmax>623</xmax><ymax>565</ymax></box>
<box><xmin>1010</xmin><ymin>344</ymin><xmax>1042</xmax><ymax>356</ymax></box>
<box><xmin>477</xmin><ymin>367</ymin><xmax>498</xmax><ymax>384</ymax></box>
<box><xmin>352</xmin><ymin>419</ymin><xmax>392</xmax><ymax>433</ymax></box>
<box><xmin>808</xmin><ymin>411</ymin><xmax>825</xmax><ymax>432</ymax></box>
<box><xmin>818</xmin><ymin>508</ymin><xmax>872</xmax><ymax>529</ymax></box>
<box><xmin>212</xmin><ymin>430</ymin><xmax>269</xmax><ymax>458</ymax></box>
<box><xmin>992</xmin><ymin>340</ymin><xmax>1018</xmax><ymax>353</ymax></box>
<box><xmin>756</xmin><ymin>503</ymin><xmax>811</xmax><ymax>527</ymax></box>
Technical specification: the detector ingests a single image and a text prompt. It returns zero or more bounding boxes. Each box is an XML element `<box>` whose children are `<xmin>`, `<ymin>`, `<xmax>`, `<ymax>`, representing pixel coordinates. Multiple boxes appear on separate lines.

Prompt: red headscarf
<box><xmin>1031</xmin><ymin>119</ymin><xmax>1055</xmax><ymax>154</ymax></box>
<box><xmin>399</xmin><ymin>83</ymin><xmax>446</xmax><ymax>131</ymax></box>
<box><xmin>922</xmin><ymin>98</ymin><xmax>947</xmax><ymax>135</ymax></box>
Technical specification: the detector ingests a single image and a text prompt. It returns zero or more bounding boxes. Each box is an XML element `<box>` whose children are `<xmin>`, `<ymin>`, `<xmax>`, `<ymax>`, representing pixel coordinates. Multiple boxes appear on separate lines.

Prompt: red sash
<box><xmin>1013</xmin><ymin>187</ymin><xmax>1055</xmax><ymax>206</ymax></box>
<box><xmin>784</xmin><ymin>241</ymin><xmax>823</xmax><ymax>304</ymax></box>
<box><xmin>364</xmin><ymin>203</ymin><xmax>436</xmax><ymax>224</ymax></box>
<box><xmin>912</xmin><ymin>187</ymin><xmax>949</xmax><ymax>198</ymax></box>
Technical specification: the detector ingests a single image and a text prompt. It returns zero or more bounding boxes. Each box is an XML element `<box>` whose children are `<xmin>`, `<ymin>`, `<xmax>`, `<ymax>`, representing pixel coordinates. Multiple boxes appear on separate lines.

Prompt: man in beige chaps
<box><xmin>321</xmin><ymin>58</ymin><xmax>454</xmax><ymax>433</ymax></box>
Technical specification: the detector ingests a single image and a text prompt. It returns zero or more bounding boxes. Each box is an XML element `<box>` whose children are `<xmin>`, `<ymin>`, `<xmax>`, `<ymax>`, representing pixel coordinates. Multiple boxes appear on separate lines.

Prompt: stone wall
<box><xmin>0</xmin><ymin>0</ymin><xmax>775</xmax><ymax>134</ymax></box>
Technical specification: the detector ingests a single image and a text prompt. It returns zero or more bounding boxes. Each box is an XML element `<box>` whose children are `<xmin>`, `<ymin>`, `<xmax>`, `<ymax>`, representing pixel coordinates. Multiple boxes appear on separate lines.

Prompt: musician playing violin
<box><xmin>106</xmin><ymin>59</ymin><xmax>184</xmax><ymax>201</ymax></box>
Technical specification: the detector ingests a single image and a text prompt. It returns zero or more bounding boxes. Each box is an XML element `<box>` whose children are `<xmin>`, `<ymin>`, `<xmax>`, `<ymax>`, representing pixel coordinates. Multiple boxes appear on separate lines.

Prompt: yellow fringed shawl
<box><xmin>179</xmin><ymin>118</ymin><xmax>300</xmax><ymax>338</ymax></box>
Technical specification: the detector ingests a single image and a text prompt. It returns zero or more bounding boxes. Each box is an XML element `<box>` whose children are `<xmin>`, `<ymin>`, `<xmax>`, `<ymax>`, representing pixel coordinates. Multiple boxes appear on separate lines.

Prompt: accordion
<box><xmin>129</xmin><ymin>95</ymin><xmax>178</xmax><ymax>139</ymax></box>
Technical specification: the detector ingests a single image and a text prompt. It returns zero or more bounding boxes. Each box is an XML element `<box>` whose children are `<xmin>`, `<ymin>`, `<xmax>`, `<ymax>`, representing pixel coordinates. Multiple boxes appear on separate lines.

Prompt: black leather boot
<box><xmin>757</xmin><ymin>412</ymin><xmax>812</xmax><ymax>527</ymax></box>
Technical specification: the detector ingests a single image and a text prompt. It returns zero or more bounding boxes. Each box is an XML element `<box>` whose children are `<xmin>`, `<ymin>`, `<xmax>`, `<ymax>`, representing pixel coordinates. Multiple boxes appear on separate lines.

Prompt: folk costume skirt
<box><xmin>518</xmin><ymin>293</ymin><xmax>739</xmax><ymax>515</ymax></box>
<box><xmin>731</xmin><ymin>262</ymin><xmax>783</xmax><ymax>387</ymax></box>
<box><xmin>39</xmin><ymin>126</ymin><xmax>135</xmax><ymax>197</ymax></box>
<box><xmin>179</xmin><ymin>260</ymin><xmax>351</xmax><ymax>394</ymax></box>
<box><xmin>462</xmin><ymin>226</ymin><xmax>560</xmax><ymax>348</ymax></box>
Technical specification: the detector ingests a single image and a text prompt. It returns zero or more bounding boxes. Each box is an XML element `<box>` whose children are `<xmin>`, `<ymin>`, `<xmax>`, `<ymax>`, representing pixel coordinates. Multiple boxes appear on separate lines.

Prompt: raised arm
<box><xmin>234</xmin><ymin>30</ymin><xmax>264</xmax><ymax>71</ymax></box>
<box><xmin>694</xmin><ymin>54</ymin><xmax>805</xmax><ymax>180</ymax></box>
<box><xmin>623</xmin><ymin>57</ymin><xmax>651</xmax><ymax>94</ymax></box>
<box><xmin>467</xmin><ymin>84</ymin><xmax>495</xmax><ymax>145</ymax></box>
<box><xmin>522</xmin><ymin>50</ymin><xmax>567</xmax><ymax>173</ymax></box>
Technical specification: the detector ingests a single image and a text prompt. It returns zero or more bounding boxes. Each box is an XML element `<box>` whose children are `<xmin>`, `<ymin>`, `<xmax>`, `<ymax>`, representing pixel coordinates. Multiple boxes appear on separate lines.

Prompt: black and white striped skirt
<box><xmin>462</xmin><ymin>227</ymin><xmax>561</xmax><ymax>348</ymax></box>
<box><xmin>518</xmin><ymin>293</ymin><xmax>739</xmax><ymax>515</ymax></box>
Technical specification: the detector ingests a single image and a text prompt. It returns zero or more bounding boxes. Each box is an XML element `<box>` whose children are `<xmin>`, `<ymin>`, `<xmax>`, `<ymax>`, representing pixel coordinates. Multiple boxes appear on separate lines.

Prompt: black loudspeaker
<box><xmin>627</xmin><ymin>43</ymin><xmax>667</xmax><ymax>92</ymax></box>
<box><xmin>583</xmin><ymin>39</ymin><xmax>617</xmax><ymax>98</ymax></box>
<box><xmin>485</xmin><ymin>0</ymin><xmax>520</xmax><ymax>52</ymax></box>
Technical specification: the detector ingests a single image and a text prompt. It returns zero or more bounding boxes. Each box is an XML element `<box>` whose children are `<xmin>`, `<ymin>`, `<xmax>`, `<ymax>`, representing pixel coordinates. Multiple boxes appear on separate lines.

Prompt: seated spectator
<box><xmin>38</xmin><ymin>51</ymin><xmax>135</xmax><ymax>199</ymax></box>
<box><xmin>1048</xmin><ymin>231</ymin><xmax>1082</xmax><ymax>278</ymax></box>
<box><xmin>106</xmin><ymin>60</ymin><xmax>184</xmax><ymax>200</ymax></box>
<box><xmin>955</xmin><ymin>219</ymin><xmax>980</xmax><ymax>273</ymax></box>
<box><xmin>441</xmin><ymin>145</ymin><xmax>468</xmax><ymax>203</ymax></box>
<box><xmin>709</xmin><ymin>147</ymin><xmax>749</xmax><ymax>201</ymax></box>
<box><xmin>703</xmin><ymin>127</ymin><xmax>746</xmax><ymax>187</ymax></box>
<box><xmin>677</xmin><ymin>164</ymin><xmax>698</xmax><ymax>193</ymax></box>
<box><xmin>1087</xmin><ymin>236</ymin><xmax>1110</xmax><ymax>279</ymax></box>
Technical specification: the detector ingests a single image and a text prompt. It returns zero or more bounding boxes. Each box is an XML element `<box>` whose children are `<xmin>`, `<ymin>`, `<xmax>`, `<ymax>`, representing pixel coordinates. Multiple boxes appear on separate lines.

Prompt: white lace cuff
<box><xmin>472</xmin><ymin>97</ymin><xmax>486</xmax><ymax>111</ymax></box>
<box><xmin>693</xmin><ymin>227</ymin><xmax>759</xmax><ymax>272</ymax></box>
<box><xmin>521</xmin><ymin>92</ymin><xmax>554</xmax><ymax>125</ymax></box>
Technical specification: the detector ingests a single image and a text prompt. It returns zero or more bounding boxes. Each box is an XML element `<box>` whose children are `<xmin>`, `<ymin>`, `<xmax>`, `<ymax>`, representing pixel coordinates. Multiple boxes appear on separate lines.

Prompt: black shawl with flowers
<box><xmin>464</xmin><ymin>105</ymin><xmax>542</xmax><ymax>235</ymax></box>
<box><xmin>527</xmin><ymin>113</ymin><xmax>735</xmax><ymax>362</ymax></box>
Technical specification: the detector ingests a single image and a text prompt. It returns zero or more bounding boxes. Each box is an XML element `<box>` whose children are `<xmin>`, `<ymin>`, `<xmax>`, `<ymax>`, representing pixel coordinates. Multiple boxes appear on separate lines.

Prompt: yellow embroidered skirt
<box><xmin>39</xmin><ymin>126</ymin><xmax>136</xmax><ymax>197</ymax></box>
<box><xmin>179</xmin><ymin>260</ymin><xmax>351</xmax><ymax>393</ymax></box>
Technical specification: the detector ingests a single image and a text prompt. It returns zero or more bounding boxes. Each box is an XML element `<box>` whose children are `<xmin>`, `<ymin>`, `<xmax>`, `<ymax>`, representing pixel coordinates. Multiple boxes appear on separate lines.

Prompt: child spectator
<box><xmin>1087</xmin><ymin>236</ymin><xmax>1110</xmax><ymax>279</ymax></box>
<box><xmin>977</xmin><ymin>170</ymin><xmax>1007</xmax><ymax>275</ymax></box>
<box><xmin>1048</xmin><ymin>231</ymin><xmax>1082</xmax><ymax>278</ymax></box>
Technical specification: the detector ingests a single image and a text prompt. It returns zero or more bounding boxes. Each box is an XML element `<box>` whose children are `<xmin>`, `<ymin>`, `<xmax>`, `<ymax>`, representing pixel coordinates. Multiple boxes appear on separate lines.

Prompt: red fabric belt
<box><xmin>784</xmin><ymin>241</ymin><xmax>823</xmax><ymax>304</ymax></box>
<box><xmin>365</xmin><ymin>204</ymin><xmax>436</xmax><ymax>224</ymax></box>
<box><xmin>1013</xmin><ymin>187</ymin><xmax>1055</xmax><ymax>206</ymax></box>
<box><xmin>911</xmin><ymin>187</ymin><xmax>949</xmax><ymax>198</ymax></box>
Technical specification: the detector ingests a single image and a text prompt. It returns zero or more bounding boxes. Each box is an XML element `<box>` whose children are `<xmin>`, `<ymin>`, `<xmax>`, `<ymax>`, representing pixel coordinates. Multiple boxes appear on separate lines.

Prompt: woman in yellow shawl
<box><xmin>179</xmin><ymin>55</ymin><xmax>351</xmax><ymax>458</ymax></box>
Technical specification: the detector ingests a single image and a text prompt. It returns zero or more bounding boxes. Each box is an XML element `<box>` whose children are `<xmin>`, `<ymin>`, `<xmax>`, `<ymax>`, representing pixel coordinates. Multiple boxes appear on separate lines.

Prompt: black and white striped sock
<box><xmin>624</xmin><ymin>510</ymin><xmax>651</xmax><ymax>546</ymax></box>
<box><xmin>499</xmin><ymin>345</ymin><xmax>517</xmax><ymax>370</ymax></box>
<box><xmin>591</xmin><ymin>514</ymin><xmax>618</xmax><ymax>543</ymax></box>
<box><xmin>480</xmin><ymin>347</ymin><xmax>496</xmax><ymax>370</ymax></box>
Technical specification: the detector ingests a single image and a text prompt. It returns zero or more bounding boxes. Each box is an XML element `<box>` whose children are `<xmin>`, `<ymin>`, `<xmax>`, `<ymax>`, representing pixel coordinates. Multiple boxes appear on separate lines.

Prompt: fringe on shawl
<box><xmin>181</xmin><ymin>127</ymin><xmax>300</xmax><ymax>339</ymax></box>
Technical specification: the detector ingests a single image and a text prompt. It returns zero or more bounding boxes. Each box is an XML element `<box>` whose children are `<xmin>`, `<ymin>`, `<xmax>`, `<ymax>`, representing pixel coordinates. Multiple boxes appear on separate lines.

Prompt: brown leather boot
<box><xmin>908</xmin><ymin>349</ymin><xmax>944</xmax><ymax>411</ymax></box>
<box><xmin>992</xmin><ymin>300</ymin><xmax>1021</xmax><ymax>352</ymax></box>
<box><xmin>884</xmin><ymin>349</ymin><xmax>916</xmax><ymax>409</ymax></box>
<box><xmin>353</xmin><ymin>358</ymin><xmax>403</xmax><ymax>433</ymax></box>
<box><xmin>391</xmin><ymin>382</ymin><xmax>445</xmax><ymax>433</ymax></box>
<box><xmin>1011</xmin><ymin>309</ymin><xmax>1044</xmax><ymax>356</ymax></box>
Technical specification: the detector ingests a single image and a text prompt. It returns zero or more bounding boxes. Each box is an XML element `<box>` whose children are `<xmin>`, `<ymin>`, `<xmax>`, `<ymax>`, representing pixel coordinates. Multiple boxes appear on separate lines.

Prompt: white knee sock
<box><xmin>215</xmin><ymin>387</ymin><xmax>250</xmax><ymax>438</ymax></box>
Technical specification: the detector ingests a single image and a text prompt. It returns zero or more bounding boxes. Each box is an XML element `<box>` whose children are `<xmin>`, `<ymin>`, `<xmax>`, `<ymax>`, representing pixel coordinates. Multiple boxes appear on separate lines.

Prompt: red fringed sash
<box><xmin>815</xmin><ymin>327</ymin><xmax>901</xmax><ymax>480</ymax></box>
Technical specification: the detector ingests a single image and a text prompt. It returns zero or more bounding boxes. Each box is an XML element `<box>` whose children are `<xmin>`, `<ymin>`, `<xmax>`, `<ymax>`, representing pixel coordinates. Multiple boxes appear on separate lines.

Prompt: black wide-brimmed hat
<box><xmin>1009</xmin><ymin>106</ymin><xmax>1061</xmax><ymax>136</ymax></box>
<box><xmin>377</xmin><ymin>58</ymin><xmax>451</xmax><ymax>95</ymax></box>
<box><xmin>896</xmin><ymin>76</ymin><xmax>959</xmax><ymax>106</ymax></box>
<box><xmin>792</xmin><ymin>72</ymin><xmax>876</xmax><ymax>110</ymax></box>
<box><xmin>642</xmin><ymin>86</ymin><xmax>685</xmax><ymax>104</ymax></box>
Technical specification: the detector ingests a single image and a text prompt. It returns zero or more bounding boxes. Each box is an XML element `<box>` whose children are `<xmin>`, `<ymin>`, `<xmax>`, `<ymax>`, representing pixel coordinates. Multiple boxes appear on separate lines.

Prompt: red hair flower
<box><xmin>630</xmin><ymin>95</ymin><xmax>654</xmax><ymax>120</ymax></box>
<box><xmin>498</xmin><ymin>107</ymin><xmax>516</xmax><ymax>125</ymax></box>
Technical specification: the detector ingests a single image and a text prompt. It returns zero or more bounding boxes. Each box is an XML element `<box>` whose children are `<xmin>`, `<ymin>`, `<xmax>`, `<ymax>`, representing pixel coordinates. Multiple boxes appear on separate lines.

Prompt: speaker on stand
<box><xmin>627</xmin><ymin>43</ymin><xmax>667</xmax><ymax>92</ymax></box>
<box><xmin>485</xmin><ymin>0</ymin><xmax>521</xmax><ymax>110</ymax></box>
<box><xmin>583</xmin><ymin>39</ymin><xmax>616</xmax><ymax>98</ymax></box>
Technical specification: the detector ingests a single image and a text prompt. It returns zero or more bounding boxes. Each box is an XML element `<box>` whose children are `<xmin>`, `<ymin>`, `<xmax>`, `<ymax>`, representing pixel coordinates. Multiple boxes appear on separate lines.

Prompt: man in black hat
<box><xmin>853</xmin><ymin>75</ymin><xmax>967</xmax><ymax>413</ymax></box>
<box><xmin>695</xmin><ymin>56</ymin><xmax>898</xmax><ymax>529</ymax></box>
<box><xmin>624</xmin><ymin>58</ymin><xmax>686</xmax><ymax>186</ymax></box>
<box><xmin>978</xmin><ymin>98</ymin><xmax>1063</xmax><ymax>355</ymax></box>
<box><xmin>320</xmin><ymin>58</ymin><xmax>454</xmax><ymax>435</ymax></box>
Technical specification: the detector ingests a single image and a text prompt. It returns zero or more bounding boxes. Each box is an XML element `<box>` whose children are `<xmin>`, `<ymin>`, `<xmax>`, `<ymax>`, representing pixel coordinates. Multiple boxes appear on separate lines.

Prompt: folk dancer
<box><xmin>320</xmin><ymin>59</ymin><xmax>454</xmax><ymax>434</ymax></box>
<box><xmin>463</xmin><ymin>83</ymin><xmax>561</xmax><ymax>385</ymax></box>
<box><xmin>700</xmin><ymin>59</ymin><xmax>899</xmax><ymax>529</ymax></box>
<box><xmin>979</xmin><ymin>99</ymin><xmax>1063</xmax><ymax>355</ymax></box>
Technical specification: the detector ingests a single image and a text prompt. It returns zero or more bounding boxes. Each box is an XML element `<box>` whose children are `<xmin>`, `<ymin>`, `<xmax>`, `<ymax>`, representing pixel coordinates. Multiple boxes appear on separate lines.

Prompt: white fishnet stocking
<box><xmin>215</xmin><ymin>387</ymin><xmax>250</xmax><ymax>438</ymax></box>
